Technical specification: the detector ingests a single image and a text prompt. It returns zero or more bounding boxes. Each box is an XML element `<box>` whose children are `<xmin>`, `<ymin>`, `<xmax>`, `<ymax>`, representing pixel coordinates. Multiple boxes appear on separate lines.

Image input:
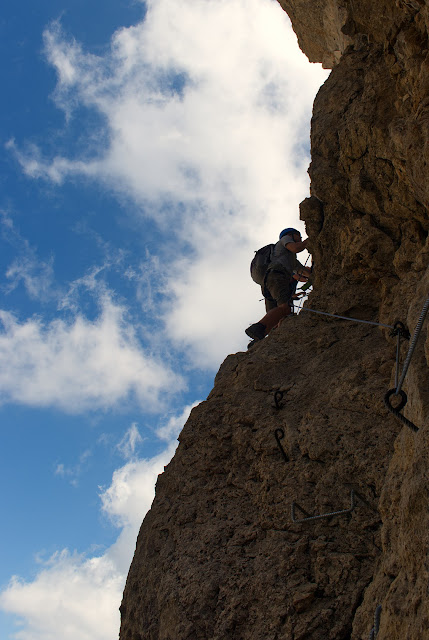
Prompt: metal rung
<box><xmin>291</xmin><ymin>490</ymin><xmax>356</xmax><ymax>523</ymax></box>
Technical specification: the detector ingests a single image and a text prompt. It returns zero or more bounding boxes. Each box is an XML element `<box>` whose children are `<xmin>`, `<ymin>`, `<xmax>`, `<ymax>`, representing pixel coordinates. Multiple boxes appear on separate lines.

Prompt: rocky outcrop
<box><xmin>120</xmin><ymin>1</ymin><xmax>429</xmax><ymax>639</ymax></box>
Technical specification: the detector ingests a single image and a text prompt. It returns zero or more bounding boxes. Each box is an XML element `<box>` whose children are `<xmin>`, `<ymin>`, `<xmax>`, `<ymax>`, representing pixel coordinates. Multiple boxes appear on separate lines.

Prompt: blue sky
<box><xmin>0</xmin><ymin>0</ymin><xmax>328</xmax><ymax>638</ymax></box>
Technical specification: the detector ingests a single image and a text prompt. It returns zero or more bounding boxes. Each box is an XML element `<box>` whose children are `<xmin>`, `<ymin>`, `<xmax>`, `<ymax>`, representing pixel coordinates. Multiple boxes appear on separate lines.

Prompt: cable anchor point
<box><xmin>274</xmin><ymin>428</ymin><xmax>289</xmax><ymax>462</ymax></box>
<box><xmin>273</xmin><ymin>390</ymin><xmax>284</xmax><ymax>410</ymax></box>
<box><xmin>384</xmin><ymin>389</ymin><xmax>418</xmax><ymax>432</ymax></box>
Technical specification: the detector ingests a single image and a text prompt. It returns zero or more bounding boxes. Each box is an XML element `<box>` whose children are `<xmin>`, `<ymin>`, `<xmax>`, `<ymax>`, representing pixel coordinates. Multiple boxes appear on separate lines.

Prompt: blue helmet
<box><xmin>279</xmin><ymin>228</ymin><xmax>300</xmax><ymax>240</ymax></box>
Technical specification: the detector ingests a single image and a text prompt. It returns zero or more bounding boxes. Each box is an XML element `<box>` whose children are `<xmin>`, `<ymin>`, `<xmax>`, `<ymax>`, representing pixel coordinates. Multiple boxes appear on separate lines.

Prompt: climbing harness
<box><xmin>299</xmin><ymin>307</ymin><xmax>394</xmax><ymax>330</ymax></box>
<box><xmin>369</xmin><ymin>605</ymin><xmax>382</xmax><ymax>639</ymax></box>
<box><xmin>273</xmin><ymin>390</ymin><xmax>284</xmax><ymax>410</ymax></box>
<box><xmin>274</xmin><ymin>428</ymin><xmax>289</xmax><ymax>463</ymax></box>
<box><xmin>291</xmin><ymin>490</ymin><xmax>356</xmax><ymax>523</ymax></box>
<box><xmin>292</xmin><ymin>255</ymin><xmax>312</xmax><ymax>313</ymax></box>
<box><xmin>384</xmin><ymin>295</ymin><xmax>429</xmax><ymax>433</ymax></box>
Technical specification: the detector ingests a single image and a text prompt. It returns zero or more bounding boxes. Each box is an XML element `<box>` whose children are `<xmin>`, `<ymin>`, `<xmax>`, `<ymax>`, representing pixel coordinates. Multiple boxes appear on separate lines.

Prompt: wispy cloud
<box><xmin>55</xmin><ymin>449</ymin><xmax>92</xmax><ymax>486</ymax></box>
<box><xmin>116</xmin><ymin>423</ymin><xmax>143</xmax><ymax>460</ymax></box>
<box><xmin>1</xmin><ymin>211</ymin><xmax>56</xmax><ymax>302</ymax></box>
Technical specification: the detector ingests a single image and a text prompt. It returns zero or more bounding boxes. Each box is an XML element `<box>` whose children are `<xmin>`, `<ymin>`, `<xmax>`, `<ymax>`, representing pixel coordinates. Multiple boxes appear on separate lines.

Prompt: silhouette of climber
<box><xmin>245</xmin><ymin>228</ymin><xmax>311</xmax><ymax>342</ymax></box>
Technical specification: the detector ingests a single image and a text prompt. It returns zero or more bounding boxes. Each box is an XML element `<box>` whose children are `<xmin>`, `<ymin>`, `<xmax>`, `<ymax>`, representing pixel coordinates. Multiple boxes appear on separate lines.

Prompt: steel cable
<box><xmin>396</xmin><ymin>296</ymin><xmax>429</xmax><ymax>394</ymax></box>
<box><xmin>300</xmin><ymin>306</ymin><xmax>394</xmax><ymax>329</ymax></box>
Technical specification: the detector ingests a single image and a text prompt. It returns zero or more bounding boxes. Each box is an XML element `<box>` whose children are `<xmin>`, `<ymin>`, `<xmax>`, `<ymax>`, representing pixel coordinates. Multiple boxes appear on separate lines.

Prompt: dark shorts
<box><xmin>264</xmin><ymin>270</ymin><xmax>296</xmax><ymax>308</ymax></box>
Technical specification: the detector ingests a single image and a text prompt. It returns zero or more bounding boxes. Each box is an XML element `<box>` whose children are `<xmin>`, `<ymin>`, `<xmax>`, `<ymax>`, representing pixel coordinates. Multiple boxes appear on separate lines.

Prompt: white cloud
<box><xmin>162</xmin><ymin>244</ymin><xmax>263</xmax><ymax>365</ymax></box>
<box><xmin>9</xmin><ymin>0</ymin><xmax>328</xmax><ymax>366</ymax></box>
<box><xmin>0</xmin><ymin>405</ymin><xmax>196</xmax><ymax>640</ymax></box>
<box><xmin>101</xmin><ymin>442</ymin><xmax>177</xmax><ymax>530</ymax></box>
<box><xmin>116</xmin><ymin>423</ymin><xmax>143</xmax><ymax>459</ymax></box>
<box><xmin>34</xmin><ymin>0</ymin><xmax>323</xmax><ymax>218</ymax></box>
<box><xmin>0</xmin><ymin>551</ymin><xmax>123</xmax><ymax>640</ymax></box>
<box><xmin>0</xmin><ymin>293</ymin><xmax>184</xmax><ymax>412</ymax></box>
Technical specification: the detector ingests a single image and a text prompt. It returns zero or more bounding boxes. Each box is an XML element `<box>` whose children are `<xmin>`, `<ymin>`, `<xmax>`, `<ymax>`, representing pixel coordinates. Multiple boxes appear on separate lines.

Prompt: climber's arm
<box><xmin>285</xmin><ymin>238</ymin><xmax>308</xmax><ymax>254</ymax></box>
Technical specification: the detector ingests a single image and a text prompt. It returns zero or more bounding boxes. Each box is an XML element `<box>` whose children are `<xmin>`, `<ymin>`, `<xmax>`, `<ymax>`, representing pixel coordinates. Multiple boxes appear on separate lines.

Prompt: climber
<box><xmin>245</xmin><ymin>228</ymin><xmax>311</xmax><ymax>342</ymax></box>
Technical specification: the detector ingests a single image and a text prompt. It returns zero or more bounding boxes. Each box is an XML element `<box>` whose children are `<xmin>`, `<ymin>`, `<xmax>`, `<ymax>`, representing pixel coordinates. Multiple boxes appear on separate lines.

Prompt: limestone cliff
<box><xmin>119</xmin><ymin>1</ymin><xmax>429</xmax><ymax>639</ymax></box>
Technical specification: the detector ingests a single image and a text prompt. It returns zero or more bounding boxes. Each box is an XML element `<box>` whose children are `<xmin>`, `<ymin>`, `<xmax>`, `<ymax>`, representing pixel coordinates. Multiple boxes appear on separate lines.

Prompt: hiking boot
<box><xmin>245</xmin><ymin>322</ymin><xmax>266</xmax><ymax>341</ymax></box>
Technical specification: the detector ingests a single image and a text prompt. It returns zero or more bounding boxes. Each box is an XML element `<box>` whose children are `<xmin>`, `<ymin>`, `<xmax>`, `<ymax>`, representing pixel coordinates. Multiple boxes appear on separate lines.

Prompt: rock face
<box><xmin>120</xmin><ymin>2</ymin><xmax>429</xmax><ymax>639</ymax></box>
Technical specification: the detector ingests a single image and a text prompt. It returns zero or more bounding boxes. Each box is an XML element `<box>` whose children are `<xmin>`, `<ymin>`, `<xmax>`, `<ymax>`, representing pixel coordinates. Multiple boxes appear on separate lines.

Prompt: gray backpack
<box><xmin>250</xmin><ymin>244</ymin><xmax>274</xmax><ymax>285</ymax></box>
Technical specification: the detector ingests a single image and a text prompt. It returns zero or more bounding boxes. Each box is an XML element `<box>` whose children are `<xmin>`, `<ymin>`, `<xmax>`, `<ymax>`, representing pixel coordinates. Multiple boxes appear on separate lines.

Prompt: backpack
<box><xmin>250</xmin><ymin>243</ymin><xmax>275</xmax><ymax>285</ymax></box>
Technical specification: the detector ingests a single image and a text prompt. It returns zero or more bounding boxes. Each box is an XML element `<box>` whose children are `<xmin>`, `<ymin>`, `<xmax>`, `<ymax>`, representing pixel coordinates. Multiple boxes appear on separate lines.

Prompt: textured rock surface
<box><xmin>120</xmin><ymin>1</ymin><xmax>429</xmax><ymax>639</ymax></box>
